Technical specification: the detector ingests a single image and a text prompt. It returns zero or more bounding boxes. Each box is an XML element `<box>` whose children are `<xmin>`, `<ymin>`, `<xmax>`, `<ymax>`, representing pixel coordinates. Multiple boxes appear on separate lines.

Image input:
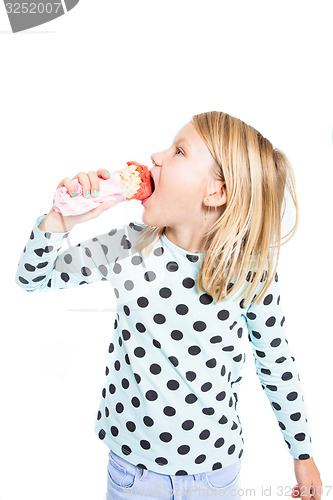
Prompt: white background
<box><xmin>1</xmin><ymin>1</ymin><xmax>332</xmax><ymax>499</ymax></box>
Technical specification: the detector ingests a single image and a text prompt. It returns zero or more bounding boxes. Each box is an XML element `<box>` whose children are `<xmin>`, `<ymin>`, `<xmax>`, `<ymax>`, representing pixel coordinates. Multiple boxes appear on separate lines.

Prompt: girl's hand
<box><xmin>291</xmin><ymin>457</ymin><xmax>323</xmax><ymax>500</ymax></box>
<box><xmin>40</xmin><ymin>169</ymin><xmax>117</xmax><ymax>233</ymax></box>
<box><xmin>52</xmin><ymin>169</ymin><xmax>117</xmax><ymax>224</ymax></box>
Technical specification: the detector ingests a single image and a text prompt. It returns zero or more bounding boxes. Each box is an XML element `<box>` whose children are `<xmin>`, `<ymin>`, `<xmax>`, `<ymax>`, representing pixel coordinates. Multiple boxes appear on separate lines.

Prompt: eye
<box><xmin>176</xmin><ymin>147</ymin><xmax>184</xmax><ymax>155</ymax></box>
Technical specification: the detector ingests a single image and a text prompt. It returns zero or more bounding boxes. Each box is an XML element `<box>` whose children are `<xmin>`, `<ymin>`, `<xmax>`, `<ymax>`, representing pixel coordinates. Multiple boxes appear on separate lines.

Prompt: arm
<box><xmin>244</xmin><ymin>272</ymin><xmax>322</xmax><ymax>499</ymax></box>
<box><xmin>14</xmin><ymin>212</ymin><xmax>141</xmax><ymax>293</ymax></box>
<box><xmin>244</xmin><ymin>271</ymin><xmax>313</xmax><ymax>459</ymax></box>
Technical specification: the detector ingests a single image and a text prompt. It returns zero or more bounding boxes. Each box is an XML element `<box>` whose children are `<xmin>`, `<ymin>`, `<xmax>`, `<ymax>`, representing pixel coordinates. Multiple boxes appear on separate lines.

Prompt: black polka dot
<box><xmin>177</xmin><ymin>445</ymin><xmax>190</xmax><ymax>455</ymax></box>
<box><xmin>171</xmin><ymin>330</ymin><xmax>183</xmax><ymax>341</ymax></box>
<box><xmin>144</xmin><ymin>271</ymin><xmax>156</xmax><ymax>282</ymax></box>
<box><xmin>193</xmin><ymin>321</ymin><xmax>206</xmax><ymax>331</ymax></box>
<box><xmin>137</xmin><ymin>297</ymin><xmax>149</xmax><ymax>308</ymax></box>
<box><xmin>210</xmin><ymin>335</ymin><xmax>222</xmax><ymax>344</ymax></box>
<box><xmin>206</xmin><ymin>358</ymin><xmax>217</xmax><ymax>368</ymax></box>
<box><xmin>167</xmin><ymin>380</ymin><xmax>180</xmax><ymax>390</ymax></box>
<box><xmin>153</xmin><ymin>247</ymin><xmax>164</xmax><ymax>256</ymax></box>
<box><xmin>160</xmin><ymin>287</ymin><xmax>172</xmax><ymax>298</ymax></box>
<box><xmin>185</xmin><ymin>393</ymin><xmax>198</xmax><ymax>404</ymax></box>
<box><xmin>266</xmin><ymin>316</ymin><xmax>276</xmax><ymax>327</ymax></box>
<box><xmin>163</xmin><ymin>406</ymin><xmax>176</xmax><ymax>416</ymax></box>
<box><xmin>110</xmin><ymin>426</ymin><xmax>119</xmax><ymax>437</ymax></box>
<box><xmin>150</xmin><ymin>363</ymin><xmax>162</xmax><ymax>374</ymax></box>
<box><xmin>121</xmin><ymin>445</ymin><xmax>132</xmax><ymax>455</ymax></box>
<box><xmin>271</xmin><ymin>338</ymin><xmax>281</xmax><ymax>347</ymax></box>
<box><xmin>176</xmin><ymin>304</ymin><xmax>188</xmax><ymax>315</ymax></box>
<box><xmin>146</xmin><ymin>390</ymin><xmax>158</xmax><ymax>401</ymax></box>
<box><xmin>159</xmin><ymin>432</ymin><xmax>172</xmax><ymax>442</ymax></box>
<box><xmin>140</xmin><ymin>440</ymin><xmax>151</xmax><ymax>450</ymax></box>
<box><xmin>214</xmin><ymin>438</ymin><xmax>225</xmax><ymax>448</ymax></box>
<box><xmin>124</xmin><ymin>280</ymin><xmax>134</xmax><ymax>290</ymax></box>
<box><xmin>263</xmin><ymin>294</ymin><xmax>273</xmax><ymax>305</ymax></box>
<box><xmin>199</xmin><ymin>429</ymin><xmax>210</xmax><ymax>440</ymax></box>
<box><xmin>202</xmin><ymin>407</ymin><xmax>215</xmax><ymax>415</ymax></box>
<box><xmin>131</xmin><ymin>255</ymin><xmax>143</xmax><ymax>265</ymax></box>
<box><xmin>24</xmin><ymin>263</ymin><xmax>36</xmax><ymax>272</ymax></box>
<box><xmin>153</xmin><ymin>313</ymin><xmax>166</xmax><ymax>324</ymax></box>
<box><xmin>182</xmin><ymin>420</ymin><xmax>194</xmax><ymax>430</ymax></box>
<box><xmin>287</xmin><ymin>391</ymin><xmax>298</xmax><ymax>401</ymax></box>
<box><xmin>113</xmin><ymin>263</ymin><xmax>122</xmax><ymax>274</ymax></box>
<box><xmin>217</xmin><ymin>309</ymin><xmax>230</xmax><ymax>320</ymax></box>
<box><xmin>143</xmin><ymin>416</ymin><xmax>154</xmax><ymax>427</ymax></box>
<box><xmin>18</xmin><ymin>276</ymin><xmax>29</xmax><ymax>285</ymax></box>
<box><xmin>98</xmin><ymin>429</ymin><xmax>106</xmax><ymax>440</ymax></box>
<box><xmin>115</xmin><ymin>402</ymin><xmax>124</xmax><ymax>413</ymax></box>
<box><xmin>122</xmin><ymin>330</ymin><xmax>131</xmax><ymax>341</ymax></box>
<box><xmin>81</xmin><ymin>266</ymin><xmax>91</xmax><ymax>277</ymax></box>
<box><xmin>188</xmin><ymin>345</ymin><xmax>201</xmax><ymax>355</ymax></box>
<box><xmin>126</xmin><ymin>421</ymin><xmax>136</xmax><ymax>432</ymax></box>
<box><xmin>199</xmin><ymin>294</ymin><xmax>213</xmax><ymax>305</ymax></box>
<box><xmin>212</xmin><ymin>462</ymin><xmax>222</xmax><ymax>470</ymax></box>
<box><xmin>166</xmin><ymin>261</ymin><xmax>179</xmax><ymax>272</ymax></box>
<box><xmin>183</xmin><ymin>277</ymin><xmax>195</xmax><ymax>288</ymax></box>
<box><xmin>134</xmin><ymin>347</ymin><xmax>145</xmax><ymax>358</ymax></box>
<box><xmin>186</xmin><ymin>371</ymin><xmax>196</xmax><ymax>381</ymax></box>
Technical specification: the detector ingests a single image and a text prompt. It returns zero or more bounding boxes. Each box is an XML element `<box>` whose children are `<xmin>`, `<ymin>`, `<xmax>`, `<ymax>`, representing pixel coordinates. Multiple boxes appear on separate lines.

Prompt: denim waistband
<box><xmin>108</xmin><ymin>448</ymin><xmax>241</xmax><ymax>479</ymax></box>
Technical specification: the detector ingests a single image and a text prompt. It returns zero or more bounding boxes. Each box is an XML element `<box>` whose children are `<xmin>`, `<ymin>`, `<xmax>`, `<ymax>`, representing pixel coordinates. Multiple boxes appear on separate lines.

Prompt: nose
<box><xmin>151</xmin><ymin>153</ymin><xmax>162</xmax><ymax>167</ymax></box>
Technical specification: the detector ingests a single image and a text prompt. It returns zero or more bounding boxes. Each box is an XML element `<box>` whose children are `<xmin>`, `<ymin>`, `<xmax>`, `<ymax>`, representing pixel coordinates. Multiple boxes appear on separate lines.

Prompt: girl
<box><xmin>15</xmin><ymin>111</ymin><xmax>322</xmax><ymax>499</ymax></box>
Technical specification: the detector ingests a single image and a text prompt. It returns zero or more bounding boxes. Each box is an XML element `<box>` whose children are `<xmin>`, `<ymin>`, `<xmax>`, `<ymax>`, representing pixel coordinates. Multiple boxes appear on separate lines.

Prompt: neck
<box><xmin>164</xmin><ymin>208</ymin><xmax>222</xmax><ymax>253</ymax></box>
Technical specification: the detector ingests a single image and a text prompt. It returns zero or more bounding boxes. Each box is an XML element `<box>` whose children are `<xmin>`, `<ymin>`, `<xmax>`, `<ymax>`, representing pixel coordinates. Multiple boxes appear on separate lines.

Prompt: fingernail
<box><xmin>104</xmin><ymin>172</ymin><xmax>110</xmax><ymax>177</ymax></box>
<box><xmin>72</xmin><ymin>191</ymin><xmax>77</xmax><ymax>197</ymax></box>
<box><xmin>85</xmin><ymin>190</ymin><xmax>90</xmax><ymax>197</ymax></box>
<box><xmin>93</xmin><ymin>190</ymin><xmax>99</xmax><ymax>196</ymax></box>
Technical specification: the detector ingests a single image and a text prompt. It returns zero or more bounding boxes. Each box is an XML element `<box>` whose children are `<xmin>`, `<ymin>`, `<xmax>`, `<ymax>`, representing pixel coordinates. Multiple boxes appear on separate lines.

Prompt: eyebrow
<box><xmin>172</xmin><ymin>137</ymin><xmax>191</xmax><ymax>149</ymax></box>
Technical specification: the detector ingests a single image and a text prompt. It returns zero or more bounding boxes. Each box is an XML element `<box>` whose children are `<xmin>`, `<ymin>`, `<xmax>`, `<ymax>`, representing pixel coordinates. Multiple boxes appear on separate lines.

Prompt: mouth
<box><xmin>150</xmin><ymin>175</ymin><xmax>155</xmax><ymax>194</ymax></box>
<box><xmin>141</xmin><ymin>174</ymin><xmax>155</xmax><ymax>205</ymax></box>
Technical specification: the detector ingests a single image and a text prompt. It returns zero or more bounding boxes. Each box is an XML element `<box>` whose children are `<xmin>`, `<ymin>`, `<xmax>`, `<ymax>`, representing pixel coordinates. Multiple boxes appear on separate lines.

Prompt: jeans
<box><xmin>106</xmin><ymin>448</ymin><xmax>242</xmax><ymax>499</ymax></box>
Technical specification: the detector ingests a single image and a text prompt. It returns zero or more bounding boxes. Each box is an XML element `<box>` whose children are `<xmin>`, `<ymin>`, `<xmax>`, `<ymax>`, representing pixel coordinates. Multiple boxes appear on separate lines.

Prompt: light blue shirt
<box><xmin>15</xmin><ymin>213</ymin><xmax>314</xmax><ymax>475</ymax></box>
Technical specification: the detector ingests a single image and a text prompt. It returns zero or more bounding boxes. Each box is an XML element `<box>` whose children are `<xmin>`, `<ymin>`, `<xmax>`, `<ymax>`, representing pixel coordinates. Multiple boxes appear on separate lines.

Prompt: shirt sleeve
<box><xmin>15</xmin><ymin>213</ymin><xmax>142</xmax><ymax>293</ymax></box>
<box><xmin>244</xmin><ymin>271</ymin><xmax>314</xmax><ymax>460</ymax></box>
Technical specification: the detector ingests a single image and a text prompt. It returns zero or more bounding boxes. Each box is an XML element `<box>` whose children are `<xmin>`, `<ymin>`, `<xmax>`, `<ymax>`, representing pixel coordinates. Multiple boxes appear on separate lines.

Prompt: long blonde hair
<box><xmin>134</xmin><ymin>111</ymin><xmax>298</xmax><ymax>307</ymax></box>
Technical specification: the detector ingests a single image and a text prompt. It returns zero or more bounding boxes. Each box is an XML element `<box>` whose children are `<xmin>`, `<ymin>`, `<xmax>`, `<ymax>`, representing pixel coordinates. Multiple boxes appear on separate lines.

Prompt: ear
<box><xmin>203</xmin><ymin>181</ymin><xmax>227</xmax><ymax>208</ymax></box>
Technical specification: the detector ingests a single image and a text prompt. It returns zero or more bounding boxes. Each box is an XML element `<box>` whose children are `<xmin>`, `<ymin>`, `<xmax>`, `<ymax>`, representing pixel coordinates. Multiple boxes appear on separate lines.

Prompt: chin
<box><xmin>142</xmin><ymin>211</ymin><xmax>164</xmax><ymax>229</ymax></box>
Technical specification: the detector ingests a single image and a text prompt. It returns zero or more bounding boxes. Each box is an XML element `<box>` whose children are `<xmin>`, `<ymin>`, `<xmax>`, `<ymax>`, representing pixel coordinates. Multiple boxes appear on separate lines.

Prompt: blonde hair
<box><xmin>134</xmin><ymin>111</ymin><xmax>298</xmax><ymax>307</ymax></box>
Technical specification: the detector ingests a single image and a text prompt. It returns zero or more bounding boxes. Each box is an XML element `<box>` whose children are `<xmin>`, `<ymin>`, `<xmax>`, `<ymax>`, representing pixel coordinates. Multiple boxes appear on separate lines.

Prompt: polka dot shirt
<box><xmin>15</xmin><ymin>213</ymin><xmax>314</xmax><ymax>475</ymax></box>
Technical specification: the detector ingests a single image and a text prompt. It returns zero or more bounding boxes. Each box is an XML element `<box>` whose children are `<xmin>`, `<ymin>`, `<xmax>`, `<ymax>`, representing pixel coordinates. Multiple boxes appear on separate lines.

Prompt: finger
<box><xmin>86</xmin><ymin>199</ymin><xmax>117</xmax><ymax>220</ymax></box>
<box><xmin>96</xmin><ymin>169</ymin><xmax>111</xmax><ymax>179</ymax></box>
<box><xmin>291</xmin><ymin>485</ymin><xmax>300</xmax><ymax>498</ymax></box>
<box><xmin>312</xmin><ymin>484</ymin><xmax>322</xmax><ymax>500</ymax></box>
<box><xmin>87</xmin><ymin>171</ymin><xmax>100</xmax><ymax>197</ymax></box>
<box><xmin>75</xmin><ymin>172</ymin><xmax>91</xmax><ymax>198</ymax></box>
<box><xmin>56</xmin><ymin>177</ymin><xmax>78</xmax><ymax>198</ymax></box>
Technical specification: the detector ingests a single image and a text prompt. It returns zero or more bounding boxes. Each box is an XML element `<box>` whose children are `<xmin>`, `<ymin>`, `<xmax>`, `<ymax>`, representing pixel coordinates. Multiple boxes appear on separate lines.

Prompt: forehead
<box><xmin>173</xmin><ymin>122</ymin><xmax>204</xmax><ymax>149</ymax></box>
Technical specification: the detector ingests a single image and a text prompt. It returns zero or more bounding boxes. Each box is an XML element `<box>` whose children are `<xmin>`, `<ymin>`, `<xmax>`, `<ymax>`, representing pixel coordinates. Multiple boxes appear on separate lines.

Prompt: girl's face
<box><xmin>143</xmin><ymin>121</ymin><xmax>222</xmax><ymax>229</ymax></box>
